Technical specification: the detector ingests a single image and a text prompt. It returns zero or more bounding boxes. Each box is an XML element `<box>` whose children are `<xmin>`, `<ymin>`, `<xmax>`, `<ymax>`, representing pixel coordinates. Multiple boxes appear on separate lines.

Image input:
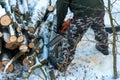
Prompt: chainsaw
<box><xmin>46</xmin><ymin>19</ymin><xmax>71</xmax><ymax>48</ymax></box>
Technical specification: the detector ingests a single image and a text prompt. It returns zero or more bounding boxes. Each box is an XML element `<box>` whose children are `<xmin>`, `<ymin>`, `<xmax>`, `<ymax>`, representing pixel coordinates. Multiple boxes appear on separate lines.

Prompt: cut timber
<box><xmin>2</xmin><ymin>60</ymin><xmax>14</xmax><ymax>73</ymax></box>
<box><xmin>23</xmin><ymin>52</ymin><xmax>37</xmax><ymax>67</ymax></box>
<box><xmin>10</xmin><ymin>35</ymin><xmax>17</xmax><ymax>42</ymax></box>
<box><xmin>27</xmin><ymin>21</ymin><xmax>35</xmax><ymax>33</ymax></box>
<box><xmin>28</xmin><ymin>27</ymin><xmax>35</xmax><ymax>33</ymax></box>
<box><xmin>23</xmin><ymin>56</ymin><xmax>35</xmax><ymax>67</ymax></box>
<box><xmin>28</xmin><ymin>42</ymin><xmax>35</xmax><ymax>48</ymax></box>
<box><xmin>2</xmin><ymin>28</ymin><xmax>10</xmax><ymax>43</ymax></box>
<box><xmin>48</xmin><ymin>6</ymin><xmax>54</xmax><ymax>12</ymax></box>
<box><xmin>19</xmin><ymin>44</ymin><xmax>28</xmax><ymax>53</ymax></box>
<box><xmin>17</xmin><ymin>27</ymin><xmax>24</xmax><ymax>43</ymax></box>
<box><xmin>19</xmin><ymin>34</ymin><xmax>29</xmax><ymax>52</ymax></box>
<box><xmin>3</xmin><ymin>28</ymin><xmax>19</xmax><ymax>50</ymax></box>
<box><xmin>0</xmin><ymin>14</ymin><xmax>12</xmax><ymax>26</ymax></box>
<box><xmin>17</xmin><ymin>35</ymin><xmax>24</xmax><ymax>43</ymax></box>
<box><xmin>35</xmin><ymin>39</ymin><xmax>43</xmax><ymax>54</ymax></box>
<box><xmin>16</xmin><ymin>27</ymin><xmax>21</xmax><ymax>33</ymax></box>
<box><xmin>28</xmin><ymin>38</ymin><xmax>35</xmax><ymax>48</ymax></box>
<box><xmin>9</xmin><ymin>24</ymin><xmax>17</xmax><ymax>42</ymax></box>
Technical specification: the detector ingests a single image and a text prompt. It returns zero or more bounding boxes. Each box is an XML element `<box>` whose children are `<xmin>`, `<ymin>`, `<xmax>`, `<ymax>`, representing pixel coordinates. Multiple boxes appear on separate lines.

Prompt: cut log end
<box><xmin>0</xmin><ymin>14</ymin><xmax>12</xmax><ymax>27</ymax></box>
<box><xmin>16</xmin><ymin>27</ymin><xmax>21</xmax><ymax>33</ymax></box>
<box><xmin>48</xmin><ymin>6</ymin><xmax>54</xmax><ymax>12</ymax></box>
<box><xmin>10</xmin><ymin>36</ymin><xmax>17</xmax><ymax>42</ymax></box>
<box><xmin>28</xmin><ymin>42</ymin><xmax>35</xmax><ymax>48</ymax></box>
<box><xmin>28</xmin><ymin>27</ymin><xmax>35</xmax><ymax>33</ymax></box>
<box><xmin>2</xmin><ymin>60</ymin><xmax>14</xmax><ymax>73</ymax></box>
<box><xmin>23</xmin><ymin>57</ymin><xmax>35</xmax><ymax>67</ymax></box>
<box><xmin>17</xmin><ymin>36</ymin><xmax>24</xmax><ymax>43</ymax></box>
<box><xmin>19</xmin><ymin>45</ymin><xmax>28</xmax><ymax>53</ymax></box>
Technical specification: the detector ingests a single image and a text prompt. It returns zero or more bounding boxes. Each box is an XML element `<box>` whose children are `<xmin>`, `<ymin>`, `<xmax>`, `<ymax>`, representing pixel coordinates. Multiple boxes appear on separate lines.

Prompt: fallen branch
<box><xmin>3</xmin><ymin>52</ymin><xmax>25</xmax><ymax>73</ymax></box>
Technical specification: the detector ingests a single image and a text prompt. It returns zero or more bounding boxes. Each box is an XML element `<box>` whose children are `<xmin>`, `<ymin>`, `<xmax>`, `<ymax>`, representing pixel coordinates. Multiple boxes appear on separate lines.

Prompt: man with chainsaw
<box><xmin>48</xmin><ymin>0</ymin><xmax>109</xmax><ymax>71</ymax></box>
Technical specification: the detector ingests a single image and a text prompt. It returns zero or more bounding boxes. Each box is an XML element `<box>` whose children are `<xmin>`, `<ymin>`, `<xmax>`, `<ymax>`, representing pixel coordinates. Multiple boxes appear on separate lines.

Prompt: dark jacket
<box><xmin>57</xmin><ymin>0</ymin><xmax>105</xmax><ymax>31</ymax></box>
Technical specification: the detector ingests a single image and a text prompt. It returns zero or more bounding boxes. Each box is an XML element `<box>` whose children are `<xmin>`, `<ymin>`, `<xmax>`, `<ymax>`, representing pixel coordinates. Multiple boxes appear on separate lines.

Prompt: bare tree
<box><xmin>107</xmin><ymin>0</ymin><xmax>118</xmax><ymax>79</ymax></box>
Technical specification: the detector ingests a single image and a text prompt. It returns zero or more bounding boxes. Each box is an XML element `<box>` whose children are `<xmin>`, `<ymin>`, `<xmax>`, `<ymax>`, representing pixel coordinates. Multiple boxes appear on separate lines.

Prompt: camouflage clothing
<box><xmin>57</xmin><ymin>0</ymin><xmax>104</xmax><ymax>31</ymax></box>
<box><xmin>52</xmin><ymin>12</ymin><xmax>108</xmax><ymax>71</ymax></box>
<box><xmin>48</xmin><ymin>0</ymin><xmax>108</xmax><ymax>72</ymax></box>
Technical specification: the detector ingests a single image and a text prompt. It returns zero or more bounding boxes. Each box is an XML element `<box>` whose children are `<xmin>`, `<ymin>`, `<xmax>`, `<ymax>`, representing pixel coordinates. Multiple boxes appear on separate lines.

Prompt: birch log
<box><xmin>19</xmin><ymin>34</ymin><xmax>29</xmax><ymax>53</ymax></box>
<box><xmin>8</xmin><ymin>24</ymin><xmax>17</xmax><ymax>42</ymax></box>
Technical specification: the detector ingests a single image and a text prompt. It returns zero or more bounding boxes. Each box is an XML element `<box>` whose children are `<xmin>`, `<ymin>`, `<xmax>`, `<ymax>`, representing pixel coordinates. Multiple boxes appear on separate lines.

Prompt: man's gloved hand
<box><xmin>55</xmin><ymin>19</ymin><xmax>71</xmax><ymax>35</ymax></box>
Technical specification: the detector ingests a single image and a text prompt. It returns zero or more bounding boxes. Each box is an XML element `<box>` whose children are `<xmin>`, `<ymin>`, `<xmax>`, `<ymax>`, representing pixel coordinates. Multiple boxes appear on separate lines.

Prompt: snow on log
<box><xmin>0</xmin><ymin>5</ymin><xmax>6</xmax><ymax>18</ymax></box>
<box><xmin>8</xmin><ymin>24</ymin><xmax>17</xmax><ymax>42</ymax></box>
<box><xmin>0</xmin><ymin>0</ymin><xmax>57</xmax><ymax>75</ymax></box>
<box><xmin>28</xmin><ymin>0</ymin><xmax>49</xmax><ymax>33</ymax></box>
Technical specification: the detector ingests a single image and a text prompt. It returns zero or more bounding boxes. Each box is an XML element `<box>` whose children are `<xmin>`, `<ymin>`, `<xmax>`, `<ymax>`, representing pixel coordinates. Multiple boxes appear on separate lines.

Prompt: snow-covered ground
<box><xmin>56</xmin><ymin>28</ymin><xmax>120</xmax><ymax>80</ymax></box>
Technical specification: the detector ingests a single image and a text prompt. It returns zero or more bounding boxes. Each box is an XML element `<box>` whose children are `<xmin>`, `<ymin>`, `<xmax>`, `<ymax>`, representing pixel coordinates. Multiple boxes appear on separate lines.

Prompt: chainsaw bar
<box><xmin>46</xmin><ymin>34</ymin><xmax>63</xmax><ymax>48</ymax></box>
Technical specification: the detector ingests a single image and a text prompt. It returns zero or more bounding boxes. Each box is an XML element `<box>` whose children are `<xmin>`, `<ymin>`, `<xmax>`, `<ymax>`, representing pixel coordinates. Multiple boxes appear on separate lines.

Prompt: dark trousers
<box><xmin>56</xmin><ymin>13</ymin><xmax>108</xmax><ymax>71</ymax></box>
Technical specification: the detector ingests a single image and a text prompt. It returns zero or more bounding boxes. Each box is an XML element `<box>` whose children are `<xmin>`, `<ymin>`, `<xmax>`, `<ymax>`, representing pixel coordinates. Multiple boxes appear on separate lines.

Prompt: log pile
<box><xmin>0</xmin><ymin>0</ymin><xmax>54</xmax><ymax>74</ymax></box>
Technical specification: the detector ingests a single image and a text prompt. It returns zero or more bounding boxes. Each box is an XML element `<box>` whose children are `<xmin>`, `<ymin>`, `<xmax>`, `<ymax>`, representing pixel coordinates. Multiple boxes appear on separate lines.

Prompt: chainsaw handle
<box><xmin>61</xmin><ymin>19</ymin><xmax>71</xmax><ymax>33</ymax></box>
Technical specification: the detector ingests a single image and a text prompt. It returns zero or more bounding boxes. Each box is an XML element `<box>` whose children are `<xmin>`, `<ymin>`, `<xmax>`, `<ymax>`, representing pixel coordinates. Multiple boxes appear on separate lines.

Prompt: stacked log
<box><xmin>0</xmin><ymin>14</ymin><xmax>12</xmax><ymax>27</ymax></box>
<box><xmin>0</xmin><ymin>0</ymin><xmax>52</xmax><ymax>74</ymax></box>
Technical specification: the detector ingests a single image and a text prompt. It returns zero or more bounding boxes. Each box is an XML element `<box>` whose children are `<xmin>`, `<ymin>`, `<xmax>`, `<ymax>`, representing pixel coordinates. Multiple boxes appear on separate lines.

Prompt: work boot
<box><xmin>96</xmin><ymin>44</ymin><xmax>109</xmax><ymax>55</ymax></box>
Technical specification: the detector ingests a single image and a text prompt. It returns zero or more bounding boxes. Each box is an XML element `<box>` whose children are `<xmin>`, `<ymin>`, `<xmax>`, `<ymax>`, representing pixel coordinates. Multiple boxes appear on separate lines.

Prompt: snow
<box><xmin>0</xmin><ymin>0</ymin><xmax>120</xmax><ymax>80</ymax></box>
<box><xmin>0</xmin><ymin>8</ymin><xmax>6</xmax><ymax>17</ymax></box>
<box><xmin>30</xmin><ymin>0</ymin><xmax>49</xmax><ymax>27</ymax></box>
<box><xmin>56</xmin><ymin>28</ymin><xmax>120</xmax><ymax>80</ymax></box>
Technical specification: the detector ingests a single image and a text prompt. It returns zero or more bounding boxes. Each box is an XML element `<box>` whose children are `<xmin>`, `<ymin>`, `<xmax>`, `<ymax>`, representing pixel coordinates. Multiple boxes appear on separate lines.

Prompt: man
<box><xmin>48</xmin><ymin>0</ymin><xmax>109</xmax><ymax>71</ymax></box>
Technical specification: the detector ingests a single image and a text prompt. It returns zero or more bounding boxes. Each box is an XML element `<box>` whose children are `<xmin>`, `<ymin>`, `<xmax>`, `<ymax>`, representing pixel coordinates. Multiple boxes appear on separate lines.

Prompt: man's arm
<box><xmin>56</xmin><ymin>0</ymin><xmax>69</xmax><ymax>33</ymax></box>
